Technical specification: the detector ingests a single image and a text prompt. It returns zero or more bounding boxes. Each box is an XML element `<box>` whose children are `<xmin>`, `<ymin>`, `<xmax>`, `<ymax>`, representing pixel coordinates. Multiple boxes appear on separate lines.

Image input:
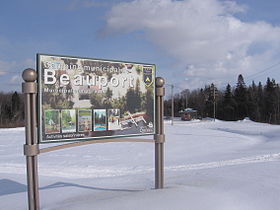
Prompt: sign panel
<box><xmin>37</xmin><ymin>54</ymin><xmax>155</xmax><ymax>143</ymax></box>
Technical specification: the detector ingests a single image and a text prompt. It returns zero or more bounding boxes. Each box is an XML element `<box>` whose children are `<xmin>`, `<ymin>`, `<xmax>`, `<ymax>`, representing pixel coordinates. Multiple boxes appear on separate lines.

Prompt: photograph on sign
<box><xmin>94</xmin><ymin>109</ymin><xmax>107</xmax><ymax>131</ymax></box>
<box><xmin>61</xmin><ymin>109</ymin><xmax>76</xmax><ymax>133</ymax></box>
<box><xmin>38</xmin><ymin>54</ymin><xmax>155</xmax><ymax>143</ymax></box>
<box><xmin>44</xmin><ymin>110</ymin><xmax>60</xmax><ymax>134</ymax></box>
<box><xmin>78</xmin><ymin>109</ymin><xmax>92</xmax><ymax>132</ymax></box>
<box><xmin>108</xmin><ymin>109</ymin><xmax>121</xmax><ymax>130</ymax></box>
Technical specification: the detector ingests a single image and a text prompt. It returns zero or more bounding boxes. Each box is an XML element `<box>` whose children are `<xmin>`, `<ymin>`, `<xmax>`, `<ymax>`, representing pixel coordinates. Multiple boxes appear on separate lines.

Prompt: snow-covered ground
<box><xmin>1</xmin><ymin>119</ymin><xmax>280</xmax><ymax>210</ymax></box>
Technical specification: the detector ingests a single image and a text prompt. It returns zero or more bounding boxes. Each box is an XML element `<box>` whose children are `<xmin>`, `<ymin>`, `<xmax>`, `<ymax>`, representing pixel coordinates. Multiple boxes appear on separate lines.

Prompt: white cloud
<box><xmin>104</xmin><ymin>0</ymin><xmax>280</xmax><ymax>89</ymax></box>
<box><xmin>10</xmin><ymin>75</ymin><xmax>21</xmax><ymax>84</ymax></box>
<box><xmin>0</xmin><ymin>60</ymin><xmax>17</xmax><ymax>76</ymax></box>
<box><xmin>0</xmin><ymin>59</ymin><xmax>34</xmax><ymax>76</ymax></box>
<box><xmin>0</xmin><ymin>58</ymin><xmax>35</xmax><ymax>90</ymax></box>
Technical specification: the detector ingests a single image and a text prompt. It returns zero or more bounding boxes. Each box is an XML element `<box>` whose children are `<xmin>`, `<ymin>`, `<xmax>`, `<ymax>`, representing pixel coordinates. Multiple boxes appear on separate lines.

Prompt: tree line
<box><xmin>0</xmin><ymin>91</ymin><xmax>24</xmax><ymax>127</ymax></box>
<box><xmin>1</xmin><ymin>74</ymin><xmax>280</xmax><ymax>127</ymax></box>
<box><xmin>164</xmin><ymin>74</ymin><xmax>280</xmax><ymax>124</ymax></box>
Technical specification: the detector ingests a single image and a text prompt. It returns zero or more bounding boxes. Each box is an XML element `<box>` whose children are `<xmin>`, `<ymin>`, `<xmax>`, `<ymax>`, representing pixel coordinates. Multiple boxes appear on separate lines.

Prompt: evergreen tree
<box><xmin>126</xmin><ymin>88</ymin><xmax>135</xmax><ymax>113</ymax></box>
<box><xmin>134</xmin><ymin>79</ymin><xmax>142</xmax><ymax>112</ymax></box>
<box><xmin>234</xmin><ymin>74</ymin><xmax>248</xmax><ymax>120</ymax></box>
<box><xmin>11</xmin><ymin>91</ymin><xmax>20</xmax><ymax>115</ymax></box>
<box><xmin>276</xmin><ymin>84</ymin><xmax>280</xmax><ymax>123</ymax></box>
<box><xmin>221</xmin><ymin>84</ymin><xmax>236</xmax><ymax>120</ymax></box>
<box><xmin>145</xmin><ymin>89</ymin><xmax>154</xmax><ymax>120</ymax></box>
<box><xmin>257</xmin><ymin>82</ymin><xmax>264</xmax><ymax>122</ymax></box>
<box><xmin>247</xmin><ymin>81</ymin><xmax>259</xmax><ymax>121</ymax></box>
<box><xmin>90</xmin><ymin>92</ymin><xmax>105</xmax><ymax>108</ymax></box>
<box><xmin>104</xmin><ymin>87</ymin><xmax>113</xmax><ymax>108</ymax></box>
<box><xmin>264</xmin><ymin>78</ymin><xmax>277</xmax><ymax>123</ymax></box>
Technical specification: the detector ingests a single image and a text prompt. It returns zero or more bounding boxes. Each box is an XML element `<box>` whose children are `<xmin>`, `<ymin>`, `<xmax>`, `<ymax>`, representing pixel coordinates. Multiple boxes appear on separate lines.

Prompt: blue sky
<box><xmin>1</xmin><ymin>0</ymin><xmax>280</xmax><ymax>93</ymax></box>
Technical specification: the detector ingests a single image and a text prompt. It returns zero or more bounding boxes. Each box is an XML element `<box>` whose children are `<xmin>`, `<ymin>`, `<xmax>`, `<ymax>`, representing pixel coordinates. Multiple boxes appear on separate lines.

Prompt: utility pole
<box><xmin>185</xmin><ymin>92</ymin><xmax>188</xmax><ymax>109</ymax></box>
<box><xmin>213</xmin><ymin>85</ymin><xmax>216</xmax><ymax>122</ymax></box>
<box><xmin>0</xmin><ymin>104</ymin><xmax>2</xmax><ymax>125</ymax></box>
<box><xmin>276</xmin><ymin>92</ymin><xmax>279</xmax><ymax>123</ymax></box>
<box><xmin>171</xmin><ymin>84</ymin><xmax>174</xmax><ymax>125</ymax></box>
<box><xmin>210</xmin><ymin>84</ymin><xmax>216</xmax><ymax>122</ymax></box>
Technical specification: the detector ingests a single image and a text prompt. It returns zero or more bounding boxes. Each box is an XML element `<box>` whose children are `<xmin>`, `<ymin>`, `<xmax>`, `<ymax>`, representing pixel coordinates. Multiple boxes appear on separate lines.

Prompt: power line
<box><xmin>214</xmin><ymin>61</ymin><xmax>280</xmax><ymax>89</ymax></box>
<box><xmin>246</xmin><ymin>61</ymin><xmax>280</xmax><ymax>80</ymax></box>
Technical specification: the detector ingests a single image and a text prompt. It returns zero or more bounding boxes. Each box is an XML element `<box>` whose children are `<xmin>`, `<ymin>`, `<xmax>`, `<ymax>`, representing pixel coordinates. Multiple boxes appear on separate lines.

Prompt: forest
<box><xmin>1</xmin><ymin>74</ymin><xmax>280</xmax><ymax>127</ymax></box>
<box><xmin>0</xmin><ymin>91</ymin><xmax>24</xmax><ymax>127</ymax></box>
<box><xmin>164</xmin><ymin>74</ymin><xmax>280</xmax><ymax>124</ymax></box>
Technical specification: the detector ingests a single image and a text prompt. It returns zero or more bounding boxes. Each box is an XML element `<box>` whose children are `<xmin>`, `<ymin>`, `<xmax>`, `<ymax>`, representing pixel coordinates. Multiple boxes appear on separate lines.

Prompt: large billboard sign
<box><xmin>37</xmin><ymin>54</ymin><xmax>155</xmax><ymax>143</ymax></box>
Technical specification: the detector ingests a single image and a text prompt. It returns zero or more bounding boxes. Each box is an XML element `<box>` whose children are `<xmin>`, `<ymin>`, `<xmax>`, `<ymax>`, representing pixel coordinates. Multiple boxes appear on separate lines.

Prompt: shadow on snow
<box><xmin>0</xmin><ymin>179</ymin><xmax>141</xmax><ymax>196</ymax></box>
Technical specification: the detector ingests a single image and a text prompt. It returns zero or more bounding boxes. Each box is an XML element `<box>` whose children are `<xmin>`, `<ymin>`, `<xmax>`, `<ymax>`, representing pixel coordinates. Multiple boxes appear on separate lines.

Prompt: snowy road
<box><xmin>167</xmin><ymin>152</ymin><xmax>280</xmax><ymax>171</ymax></box>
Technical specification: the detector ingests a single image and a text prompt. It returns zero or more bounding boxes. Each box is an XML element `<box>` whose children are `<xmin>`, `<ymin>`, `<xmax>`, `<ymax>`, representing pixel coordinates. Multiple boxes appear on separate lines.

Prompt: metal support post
<box><xmin>213</xmin><ymin>85</ymin><xmax>216</xmax><ymax>122</ymax></box>
<box><xmin>154</xmin><ymin>77</ymin><xmax>165</xmax><ymax>189</ymax></box>
<box><xmin>22</xmin><ymin>68</ymin><xmax>40</xmax><ymax>210</ymax></box>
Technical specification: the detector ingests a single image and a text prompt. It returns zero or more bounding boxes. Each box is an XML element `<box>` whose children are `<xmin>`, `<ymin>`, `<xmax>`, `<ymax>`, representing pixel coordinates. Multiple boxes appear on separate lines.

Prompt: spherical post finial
<box><xmin>22</xmin><ymin>68</ymin><xmax>37</xmax><ymax>82</ymax></box>
<box><xmin>156</xmin><ymin>77</ymin><xmax>165</xmax><ymax>88</ymax></box>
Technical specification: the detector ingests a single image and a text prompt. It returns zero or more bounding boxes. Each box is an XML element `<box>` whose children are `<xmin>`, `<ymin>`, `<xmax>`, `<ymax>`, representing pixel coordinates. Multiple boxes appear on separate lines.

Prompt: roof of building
<box><xmin>179</xmin><ymin>108</ymin><xmax>198</xmax><ymax>113</ymax></box>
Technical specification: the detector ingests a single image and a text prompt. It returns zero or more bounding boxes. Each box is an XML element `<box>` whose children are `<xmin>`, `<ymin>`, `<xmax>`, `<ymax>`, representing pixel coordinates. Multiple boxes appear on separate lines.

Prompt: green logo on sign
<box><xmin>143</xmin><ymin>66</ymin><xmax>153</xmax><ymax>87</ymax></box>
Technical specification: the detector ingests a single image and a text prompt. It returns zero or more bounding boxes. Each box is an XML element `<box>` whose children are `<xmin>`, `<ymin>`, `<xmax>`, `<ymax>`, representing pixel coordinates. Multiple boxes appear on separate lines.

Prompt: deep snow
<box><xmin>1</xmin><ymin>119</ymin><xmax>280</xmax><ymax>210</ymax></box>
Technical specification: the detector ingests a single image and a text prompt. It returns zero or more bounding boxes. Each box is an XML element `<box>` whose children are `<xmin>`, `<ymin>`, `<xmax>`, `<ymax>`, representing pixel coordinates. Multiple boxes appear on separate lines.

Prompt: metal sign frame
<box><xmin>22</xmin><ymin>67</ymin><xmax>165</xmax><ymax>210</ymax></box>
<box><xmin>37</xmin><ymin>54</ymin><xmax>156</xmax><ymax>143</ymax></box>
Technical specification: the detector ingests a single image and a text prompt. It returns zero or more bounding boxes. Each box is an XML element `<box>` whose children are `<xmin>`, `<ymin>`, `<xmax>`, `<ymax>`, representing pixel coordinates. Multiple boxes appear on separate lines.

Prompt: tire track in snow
<box><xmin>1</xmin><ymin>153</ymin><xmax>280</xmax><ymax>178</ymax></box>
<box><xmin>166</xmin><ymin>153</ymin><xmax>280</xmax><ymax>172</ymax></box>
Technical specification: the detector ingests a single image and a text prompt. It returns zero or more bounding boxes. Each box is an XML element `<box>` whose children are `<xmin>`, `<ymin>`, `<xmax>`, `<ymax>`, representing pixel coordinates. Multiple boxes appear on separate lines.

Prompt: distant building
<box><xmin>179</xmin><ymin>108</ymin><xmax>198</xmax><ymax>121</ymax></box>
